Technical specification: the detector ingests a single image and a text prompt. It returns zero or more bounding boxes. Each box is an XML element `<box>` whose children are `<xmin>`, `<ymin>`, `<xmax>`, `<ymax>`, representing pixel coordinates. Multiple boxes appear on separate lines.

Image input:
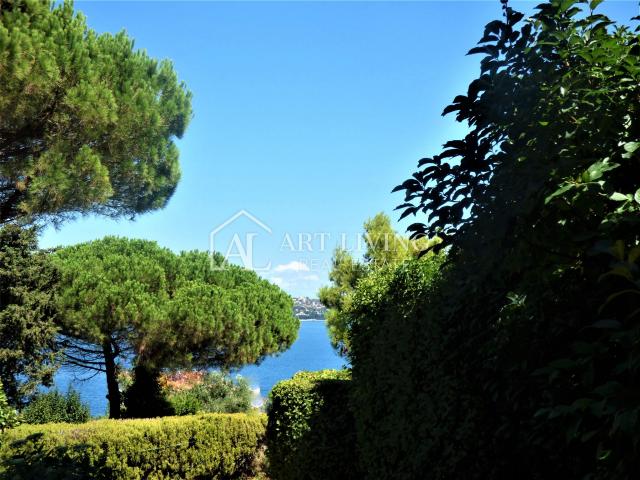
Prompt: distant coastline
<box><xmin>293</xmin><ymin>297</ymin><xmax>327</xmax><ymax>320</ymax></box>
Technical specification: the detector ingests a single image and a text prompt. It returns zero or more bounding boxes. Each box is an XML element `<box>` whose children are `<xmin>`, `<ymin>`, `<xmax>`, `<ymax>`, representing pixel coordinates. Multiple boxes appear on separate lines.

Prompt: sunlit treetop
<box><xmin>0</xmin><ymin>0</ymin><xmax>192</xmax><ymax>224</ymax></box>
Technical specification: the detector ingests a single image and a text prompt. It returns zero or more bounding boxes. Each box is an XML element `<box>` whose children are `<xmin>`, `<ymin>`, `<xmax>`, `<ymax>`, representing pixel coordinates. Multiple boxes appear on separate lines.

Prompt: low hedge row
<box><xmin>266</xmin><ymin>369</ymin><xmax>361</xmax><ymax>480</ymax></box>
<box><xmin>0</xmin><ymin>412</ymin><xmax>266</xmax><ymax>480</ymax></box>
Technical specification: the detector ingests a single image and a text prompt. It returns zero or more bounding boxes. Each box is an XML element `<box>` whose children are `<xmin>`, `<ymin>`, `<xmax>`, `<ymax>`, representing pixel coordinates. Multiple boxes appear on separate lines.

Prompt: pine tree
<box><xmin>0</xmin><ymin>225</ymin><xmax>59</xmax><ymax>405</ymax></box>
<box><xmin>0</xmin><ymin>1</ymin><xmax>192</xmax><ymax>224</ymax></box>
<box><xmin>53</xmin><ymin>237</ymin><xmax>299</xmax><ymax>418</ymax></box>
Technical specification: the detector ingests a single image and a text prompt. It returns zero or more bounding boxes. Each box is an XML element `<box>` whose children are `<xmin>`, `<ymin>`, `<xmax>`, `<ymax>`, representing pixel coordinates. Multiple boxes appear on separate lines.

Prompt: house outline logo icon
<box><xmin>209</xmin><ymin>210</ymin><xmax>272</xmax><ymax>271</ymax></box>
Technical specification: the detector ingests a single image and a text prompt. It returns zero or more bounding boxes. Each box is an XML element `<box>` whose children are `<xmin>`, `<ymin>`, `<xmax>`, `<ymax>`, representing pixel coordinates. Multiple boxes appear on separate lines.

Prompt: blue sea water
<box><xmin>53</xmin><ymin>320</ymin><xmax>345</xmax><ymax>416</ymax></box>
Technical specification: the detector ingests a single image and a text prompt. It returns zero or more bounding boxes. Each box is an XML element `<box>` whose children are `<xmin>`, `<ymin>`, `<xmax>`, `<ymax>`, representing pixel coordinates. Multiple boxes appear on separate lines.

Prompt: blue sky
<box><xmin>39</xmin><ymin>1</ymin><xmax>639</xmax><ymax>297</ymax></box>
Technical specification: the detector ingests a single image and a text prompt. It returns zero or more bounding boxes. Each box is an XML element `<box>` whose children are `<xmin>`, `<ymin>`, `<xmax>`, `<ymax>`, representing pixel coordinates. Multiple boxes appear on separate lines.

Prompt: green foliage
<box><xmin>349</xmin><ymin>258</ymin><xmax>452</xmax><ymax>479</ymax></box>
<box><xmin>0</xmin><ymin>381</ymin><xmax>19</xmax><ymax>434</ymax></box>
<box><xmin>0</xmin><ymin>0</ymin><xmax>192</xmax><ymax>224</ymax></box>
<box><xmin>20</xmin><ymin>388</ymin><xmax>90</xmax><ymax>425</ymax></box>
<box><xmin>319</xmin><ymin>212</ymin><xmax>437</xmax><ymax>355</ymax></box>
<box><xmin>362</xmin><ymin>212</ymin><xmax>430</xmax><ymax>267</ymax></box>
<box><xmin>0</xmin><ymin>225</ymin><xmax>59</xmax><ymax>405</ymax></box>
<box><xmin>53</xmin><ymin>237</ymin><xmax>298</xmax><ymax>418</ymax></box>
<box><xmin>168</xmin><ymin>390</ymin><xmax>201</xmax><ymax>416</ymax></box>
<box><xmin>360</xmin><ymin>1</ymin><xmax>640</xmax><ymax>478</ymax></box>
<box><xmin>266</xmin><ymin>370</ymin><xmax>360</xmax><ymax>480</ymax></box>
<box><xmin>318</xmin><ymin>249</ymin><xmax>366</xmax><ymax>355</ymax></box>
<box><xmin>0</xmin><ymin>412</ymin><xmax>266</xmax><ymax>480</ymax></box>
<box><xmin>167</xmin><ymin>372</ymin><xmax>252</xmax><ymax>416</ymax></box>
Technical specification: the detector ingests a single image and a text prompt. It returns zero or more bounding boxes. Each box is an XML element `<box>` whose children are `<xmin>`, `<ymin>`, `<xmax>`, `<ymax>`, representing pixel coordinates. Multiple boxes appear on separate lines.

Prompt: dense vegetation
<box><xmin>266</xmin><ymin>370</ymin><xmax>359</xmax><ymax>480</ymax></box>
<box><xmin>319</xmin><ymin>213</ymin><xmax>437</xmax><ymax>355</ymax></box>
<box><xmin>0</xmin><ymin>225</ymin><xmax>58</xmax><ymax>405</ymax></box>
<box><xmin>0</xmin><ymin>2</ymin><xmax>276</xmax><ymax>478</ymax></box>
<box><xmin>164</xmin><ymin>371</ymin><xmax>253</xmax><ymax>416</ymax></box>
<box><xmin>0</xmin><ymin>0</ymin><xmax>191</xmax><ymax>225</ymax></box>
<box><xmin>3</xmin><ymin>0</ymin><xmax>639</xmax><ymax>478</ymax></box>
<box><xmin>20</xmin><ymin>388</ymin><xmax>90</xmax><ymax>425</ymax></box>
<box><xmin>0</xmin><ymin>381</ymin><xmax>18</xmax><ymax>435</ymax></box>
<box><xmin>0</xmin><ymin>0</ymin><xmax>193</xmax><ymax>410</ymax></box>
<box><xmin>53</xmin><ymin>237</ymin><xmax>298</xmax><ymax>418</ymax></box>
<box><xmin>349</xmin><ymin>257</ymin><xmax>456</xmax><ymax>478</ymax></box>
<box><xmin>117</xmin><ymin>369</ymin><xmax>254</xmax><ymax>416</ymax></box>
<box><xmin>0</xmin><ymin>413</ymin><xmax>266</xmax><ymax>480</ymax></box>
<box><xmin>347</xmin><ymin>1</ymin><xmax>640</xmax><ymax>478</ymax></box>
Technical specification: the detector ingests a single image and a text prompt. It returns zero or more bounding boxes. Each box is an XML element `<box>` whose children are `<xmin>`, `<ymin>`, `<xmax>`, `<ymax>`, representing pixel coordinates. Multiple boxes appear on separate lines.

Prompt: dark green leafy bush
<box><xmin>169</xmin><ymin>390</ymin><xmax>202</xmax><ymax>416</ymax></box>
<box><xmin>354</xmin><ymin>1</ymin><xmax>640</xmax><ymax>479</ymax></box>
<box><xmin>0</xmin><ymin>412</ymin><xmax>266</xmax><ymax>480</ymax></box>
<box><xmin>349</xmin><ymin>258</ymin><xmax>461</xmax><ymax>479</ymax></box>
<box><xmin>168</xmin><ymin>372</ymin><xmax>252</xmax><ymax>415</ymax></box>
<box><xmin>20</xmin><ymin>388</ymin><xmax>90</xmax><ymax>425</ymax></box>
<box><xmin>266</xmin><ymin>369</ymin><xmax>361</xmax><ymax>480</ymax></box>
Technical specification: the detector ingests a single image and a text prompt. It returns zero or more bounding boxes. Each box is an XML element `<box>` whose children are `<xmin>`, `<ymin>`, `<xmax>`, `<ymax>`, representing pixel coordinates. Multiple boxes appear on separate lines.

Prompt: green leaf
<box><xmin>612</xmin><ymin>410</ymin><xmax>638</xmax><ymax>434</ymax></box>
<box><xmin>584</xmin><ymin>159</ymin><xmax>618</xmax><ymax>181</ymax></box>
<box><xmin>545</xmin><ymin>184</ymin><xmax>574</xmax><ymax>204</ymax></box>
<box><xmin>571</xmin><ymin>398</ymin><xmax>593</xmax><ymax>410</ymax></box>
<box><xmin>590</xmin><ymin>319</ymin><xmax>622</xmax><ymax>330</ymax></box>
<box><xmin>589</xmin><ymin>0</ymin><xmax>604</xmax><ymax>10</ymax></box>
<box><xmin>593</xmin><ymin>381</ymin><xmax>622</xmax><ymax>397</ymax></box>
<box><xmin>622</xmin><ymin>142</ymin><xmax>640</xmax><ymax>159</ymax></box>
<box><xmin>559</xmin><ymin>0</ymin><xmax>577</xmax><ymax>13</ymax></box>
<box><xmin>609</xmin><ymin>192</ymin><xmax>630</xmax><ymax>202</ymax></box>
<box><xmin>629</xmin><ymin>246</ymin><xmax>640</xmax><ymax>264</ymax></box>
<box><xmin>613</xmin><ymin>239</ymin><xmax>626</xmax><ymax>260</ymax></box>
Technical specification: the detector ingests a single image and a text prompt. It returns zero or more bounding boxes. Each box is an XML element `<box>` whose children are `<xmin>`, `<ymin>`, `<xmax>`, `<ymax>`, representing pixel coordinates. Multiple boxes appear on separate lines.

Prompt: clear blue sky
<box><xmin>40</xmin><ymin>1</ymin><xmax>639</xmax><ymax>297</ymax></box>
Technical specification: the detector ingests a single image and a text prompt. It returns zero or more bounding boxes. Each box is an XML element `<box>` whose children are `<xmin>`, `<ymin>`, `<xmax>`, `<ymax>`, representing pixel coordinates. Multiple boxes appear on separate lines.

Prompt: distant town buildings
<box><xmin>293</xmin><ymin>297</ymin><xmax>327</xmax><ymax>320</ymax></box>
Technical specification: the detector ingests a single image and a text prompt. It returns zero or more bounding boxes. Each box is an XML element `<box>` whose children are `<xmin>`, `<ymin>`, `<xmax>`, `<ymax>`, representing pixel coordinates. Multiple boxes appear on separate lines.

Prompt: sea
<box><xmin>53</xmin><ymin>319</ymin><xmax>346</xmax><ymax>416</ymax></box>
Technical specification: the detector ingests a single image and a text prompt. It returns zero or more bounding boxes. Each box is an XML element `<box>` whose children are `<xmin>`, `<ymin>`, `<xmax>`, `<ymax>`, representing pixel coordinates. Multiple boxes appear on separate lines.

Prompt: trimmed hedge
<box><xmin>348</xmin><ymin>258</ymin><xmax>478</xmax><ymax>479</ymax></box>
<box><xmin>266</xmin><ymin>370</ymin><xmax>361</xmax><ymax>480</ymax></box>
<box><xmin>0</xmin><ymin>412</ymin><xmax>266</xmax><ymax>480</ymax></box>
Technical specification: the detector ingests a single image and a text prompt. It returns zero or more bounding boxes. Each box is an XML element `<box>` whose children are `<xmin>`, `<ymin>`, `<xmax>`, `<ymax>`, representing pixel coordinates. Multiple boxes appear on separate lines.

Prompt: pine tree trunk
<box><xmin>102</xmin><ymin>340</ymin><xmax>121</xmax><ymax>419</ymax></box>
<box><xmin>124</xmin><ymin>364</ymin><xmax>173</xmax><ymax>418</ymax></box>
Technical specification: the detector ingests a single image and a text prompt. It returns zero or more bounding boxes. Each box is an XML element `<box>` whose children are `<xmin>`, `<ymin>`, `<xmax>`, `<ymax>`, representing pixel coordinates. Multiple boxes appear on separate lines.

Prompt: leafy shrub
<box><xmin>167</xmin><ymin>372</ymin><xmax>253</xmax><ymax>415</ymax></box>
<box><xmin>0</xmin><ymin>381</ymin><xmax>19</xmax><ymax>435</ymax></box>
<box><xmin>169</xmin><ymin>390</ymin><xmax>202</xmax><ymax>416</ymax></box>
<box><xmin>349</xmin><ymin>258</ymin><xmax>463</xmax><ymax>480</ymax></box>
<box><xmin>266</xmin><ymin>369</ymin><xmax>361</xmax><ymax>480</ymax></box>
<box><xmin>0</xmin><ymin>412</ymin><xmax>266</xmax><ymax>480</ymax></box>
<box><xmin>357</xmin><ymin>1</ymin><xmax>640</xmax><ymax>479</ymax></box>
<box><xmin>20</xmin><ymin>388</ymin><xmax>90</xmax><ymax>425</ymax></box>
<box><xmin>318</xmin><ymin>213</ymin><xmax>440</xmax><ymax>356</ymax></box>
<box><xmin>120</xmin><ymin>367</ymin><xmax>253</xmax><ymax>418</ymax></box>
